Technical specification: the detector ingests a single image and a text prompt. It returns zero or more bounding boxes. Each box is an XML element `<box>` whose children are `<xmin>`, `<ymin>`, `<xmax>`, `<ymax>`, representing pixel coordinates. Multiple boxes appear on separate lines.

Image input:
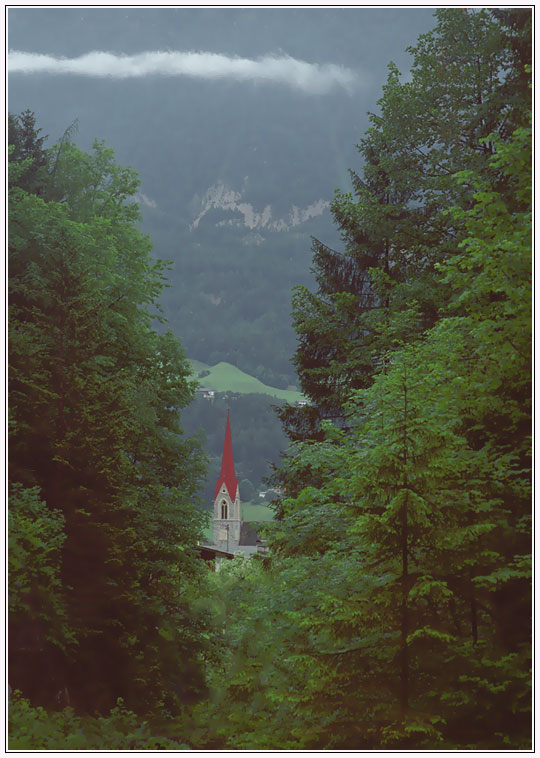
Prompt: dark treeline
<box><xmin>8</xmin><ymin>112</ymin><xmax>210</xmax><ymax>740</ymax></box>
<box><xmin>9</xmin><ymin>8</ymin><xmax>531</xmax><ymax>750</ymax></box>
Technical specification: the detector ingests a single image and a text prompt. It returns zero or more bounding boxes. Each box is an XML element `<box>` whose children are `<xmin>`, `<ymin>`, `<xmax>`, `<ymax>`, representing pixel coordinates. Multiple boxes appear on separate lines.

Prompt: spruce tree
<box><xmin>277</xmin><ymin>9</ymin><xmax>531</xmax><ymax>461</ymax></box>
<box><xmin>9</xmin><ymin>123</ymin><xmax>209</xmax><ymax>714</ymax></box>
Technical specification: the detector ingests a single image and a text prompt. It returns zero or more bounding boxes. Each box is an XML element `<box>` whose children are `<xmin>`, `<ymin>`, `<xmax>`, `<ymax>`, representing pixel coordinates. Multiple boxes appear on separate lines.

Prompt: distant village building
<box><xmin>195</xmin><ymin>387</ymin><xmax>215</xmax><ymax>399</ymax></box>
<box><xmin>258</xmin><ymin>487</ymin><xmax>283</xmax><ymax>500</ymax></box>
<box><xmin>197</xmin><ymin>543</ymin><xmax>235</xmax><ymax>570</ymax></box>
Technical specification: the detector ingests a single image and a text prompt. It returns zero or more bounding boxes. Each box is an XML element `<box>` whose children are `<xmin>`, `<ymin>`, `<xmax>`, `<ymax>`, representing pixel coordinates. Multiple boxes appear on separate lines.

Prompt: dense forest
<box><xmin>8</xmin><ymin>8</ymin><xmax>531</xmax><ymax>750</ymax></box>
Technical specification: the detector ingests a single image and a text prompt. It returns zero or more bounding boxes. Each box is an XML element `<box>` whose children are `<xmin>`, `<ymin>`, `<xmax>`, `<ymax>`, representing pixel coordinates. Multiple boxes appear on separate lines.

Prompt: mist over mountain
<box><xmin>8</xmin><ymin>7</ymin><xmax>435</xmax><ymax>387</ymax></box>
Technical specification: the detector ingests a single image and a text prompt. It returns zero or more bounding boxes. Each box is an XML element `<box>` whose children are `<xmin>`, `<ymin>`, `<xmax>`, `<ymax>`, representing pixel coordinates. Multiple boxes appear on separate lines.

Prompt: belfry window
<box><xmin>221</xmin><ymin>500</ymin><xmax>228</xmax><ymax>519</ymax></box>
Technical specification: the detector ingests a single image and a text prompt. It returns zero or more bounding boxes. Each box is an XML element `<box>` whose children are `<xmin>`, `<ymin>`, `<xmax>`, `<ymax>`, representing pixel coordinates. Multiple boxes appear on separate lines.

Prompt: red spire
<box><xmin>214</xmin><ymin>409</ymin><xmax>239</xmax><ymax>500</ymax></box>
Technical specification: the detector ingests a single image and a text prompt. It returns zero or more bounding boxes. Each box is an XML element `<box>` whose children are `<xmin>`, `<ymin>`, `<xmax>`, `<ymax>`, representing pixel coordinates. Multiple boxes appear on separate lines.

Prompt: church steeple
<box><xmin>214</xmin><ymin>409</ymin><xmax>238</xmax><ymax>501</ymax></box>
<box><xmin>213</xmin><ymin>410</ymin><xmax>241</xmax><ymax>550</ymax></box>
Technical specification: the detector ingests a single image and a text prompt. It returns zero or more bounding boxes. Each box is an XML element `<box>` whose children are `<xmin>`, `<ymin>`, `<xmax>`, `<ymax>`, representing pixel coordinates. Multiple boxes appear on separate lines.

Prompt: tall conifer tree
<box><xmin>9</xmin><ymin>125</ymin><xmax>209</xmax><ymax>714</ymax></box>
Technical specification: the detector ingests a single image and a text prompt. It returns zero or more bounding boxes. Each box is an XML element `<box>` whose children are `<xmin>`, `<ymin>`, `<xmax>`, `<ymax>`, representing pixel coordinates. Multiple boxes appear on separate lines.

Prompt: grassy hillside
<box><xmin>242</xmin><ymin>501</ymin><xmax>275</xmax><ymax>522</ymax></box>
<box><xmin>190</xmin><ymin>359</ymin><xmax>304</xmax><ymax>403</ymax></box>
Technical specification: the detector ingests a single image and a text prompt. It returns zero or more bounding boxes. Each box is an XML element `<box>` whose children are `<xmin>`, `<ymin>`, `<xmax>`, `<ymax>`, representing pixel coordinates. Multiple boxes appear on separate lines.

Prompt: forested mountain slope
<box><xmin>8</xmin><ymin>7</ymin><xmax>435</xmax><ymax>387</ymax></box>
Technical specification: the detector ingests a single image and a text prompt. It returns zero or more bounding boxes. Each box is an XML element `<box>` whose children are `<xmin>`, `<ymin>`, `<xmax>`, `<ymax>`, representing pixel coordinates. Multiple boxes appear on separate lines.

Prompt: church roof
<box><xmin>214</xmin><ymin>409</ymin><xmax>239</xmax><ymax>500</ymax></box>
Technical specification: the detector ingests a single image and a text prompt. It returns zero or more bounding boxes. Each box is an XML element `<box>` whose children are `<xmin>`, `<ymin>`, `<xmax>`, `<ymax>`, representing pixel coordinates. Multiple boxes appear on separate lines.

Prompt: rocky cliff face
<box><xmin>190</xmin><ymin>181</ymin><xmax>330</xmax><ymax>233</ymax></box>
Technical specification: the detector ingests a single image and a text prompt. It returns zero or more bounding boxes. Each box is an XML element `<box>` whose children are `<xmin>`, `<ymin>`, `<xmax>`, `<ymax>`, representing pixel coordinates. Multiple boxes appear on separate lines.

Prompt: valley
<box><xmin>9</xmin><ymin>8</ymin><xmax>531</xmax><ymax>750</ymax></box>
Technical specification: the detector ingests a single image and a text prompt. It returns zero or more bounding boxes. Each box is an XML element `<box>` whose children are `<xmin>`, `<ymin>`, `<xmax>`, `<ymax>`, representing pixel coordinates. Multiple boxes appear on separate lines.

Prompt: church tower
<box><xmin>213</xmin><ymin>410</ymin><xmax>242</xmax><ymax>551</ymax></box>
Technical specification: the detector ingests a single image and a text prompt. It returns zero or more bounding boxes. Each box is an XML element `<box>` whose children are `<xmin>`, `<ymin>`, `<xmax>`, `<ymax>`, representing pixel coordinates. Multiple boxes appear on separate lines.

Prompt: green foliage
<box><xmin>279</xmin><ymin>8</ymin><xmax>531</xmax><ymax>454</ymax></box>
<box><xmin>8</xmin><ymin>692</ymin><xmax>190</xmax><ymax>750</ymax></box>
<box><xmin>9</xmin><ymin>119</ymin><xmax>210</xmax><ymax>715</ymax></box>
<box><xmin>8</xmin><ymin>109</ymin><xmax>49</xmax><ymax>194</ymax></box>
<box><xmin>216</xmin><ymin>10</ymin><xmax>532</xmax><ymax>751</ymax></box>
<box><xmin>261</xmin><ymin>105</ymin><xmax>531</xmax><ymax>748</ymax></box>
<box><xmin>8</xmin><ymin>484</ymin><xmax>75</xmax><ymax>653</ymax></box>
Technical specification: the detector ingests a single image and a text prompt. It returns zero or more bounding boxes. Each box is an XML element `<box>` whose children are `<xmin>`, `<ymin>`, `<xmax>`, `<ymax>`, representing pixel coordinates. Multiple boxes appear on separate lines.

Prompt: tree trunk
<box><xmin>400</xmin><ymin>379</ymin><xmax>409</xmax><ymax>718</ymax></box>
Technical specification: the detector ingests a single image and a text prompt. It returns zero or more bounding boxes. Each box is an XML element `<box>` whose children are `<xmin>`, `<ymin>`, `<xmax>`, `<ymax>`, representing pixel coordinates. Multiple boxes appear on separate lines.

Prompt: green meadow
<box><xmin>190</xmin><ymin>359</ymin><xmax>304</xmax><ymax>403</ymax></box>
